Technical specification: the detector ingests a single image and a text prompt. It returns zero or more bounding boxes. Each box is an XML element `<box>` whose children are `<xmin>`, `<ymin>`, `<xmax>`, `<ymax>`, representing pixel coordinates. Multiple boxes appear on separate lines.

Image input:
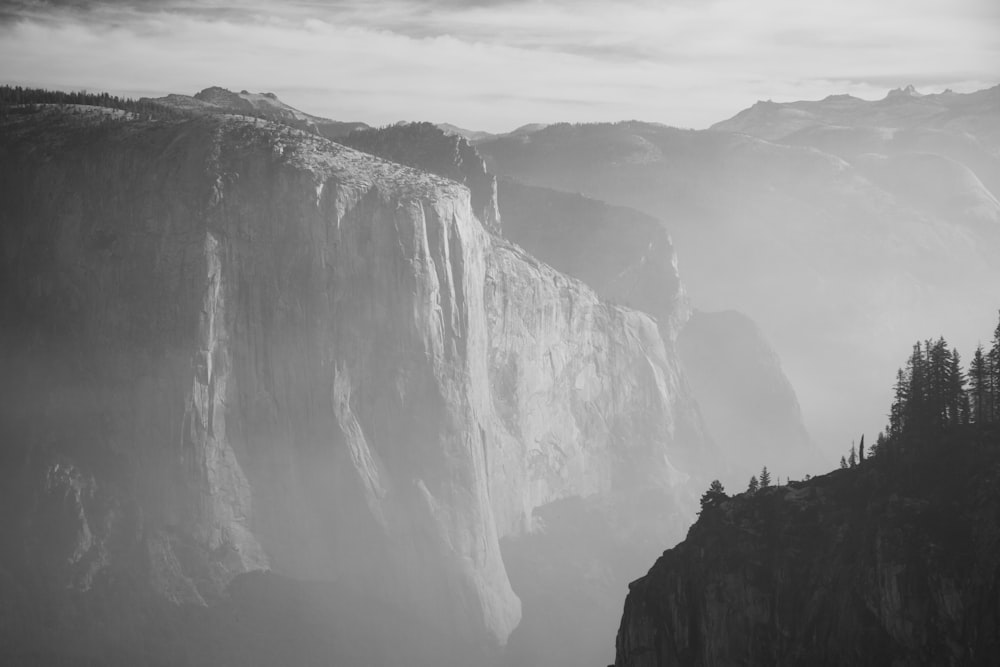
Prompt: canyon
<box><xmin>6</xmin><ymin>83</ymin><xmax>989</xmax><ymax>665</ymax></box>
<box><xmin>0</xmin><ymin>103</ymin><xmax>736</xmax><ymax>665</ymax></box>
<box><xmin>476</xmin><ymin>86</ymin><xmax>1000</xmax><ymax>459</ymax></box>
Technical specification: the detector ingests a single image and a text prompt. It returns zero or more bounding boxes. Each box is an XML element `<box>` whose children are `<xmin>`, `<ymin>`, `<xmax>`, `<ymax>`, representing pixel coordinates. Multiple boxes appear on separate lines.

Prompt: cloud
<box><xmin>0</xmin><ymin>0</ymin><xmax>996</xmax><ymax>131</ymax></box>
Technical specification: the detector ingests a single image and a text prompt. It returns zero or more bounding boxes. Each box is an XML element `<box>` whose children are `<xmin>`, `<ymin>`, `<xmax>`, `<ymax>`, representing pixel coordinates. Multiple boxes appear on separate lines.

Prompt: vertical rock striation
<box><xmin>339</xmin><ymin>122</ymin><xmax>503</xmax><ymax>234</ymax></box>
<box><xmin>0</xmin><ymin>107</ymin><xmax>703</xmax><ymax>655</ymax></box>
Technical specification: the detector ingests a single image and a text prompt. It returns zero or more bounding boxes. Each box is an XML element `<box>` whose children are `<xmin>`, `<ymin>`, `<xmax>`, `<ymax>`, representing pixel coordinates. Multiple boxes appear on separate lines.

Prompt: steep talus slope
<box><xmin>0</xmin><ymin>107</ymin><xmax>702</xmax><ymax>662</ymax></box>
<box><xmin>614</xmin><ymin>429</ymin><xmax>1000</xmax><ymax>666</ymax></box>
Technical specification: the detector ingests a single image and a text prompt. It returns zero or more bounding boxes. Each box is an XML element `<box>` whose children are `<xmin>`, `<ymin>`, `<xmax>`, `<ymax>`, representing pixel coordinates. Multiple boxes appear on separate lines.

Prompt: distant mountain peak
<box><xmin>436</xmin><ymin>122</ymin><xmax>495</xmax><ymax>143</ymax></box>
<box><xmin>885</xmin><ymin>84</ymin><xmax>921</xmax><ymax>99</ymax></box>
<box><xmin>148</xmin><ymin>86</ymin><xmax>369</xmax><ymax>138</ymax></box>
<box><xmin>822</xmin><ymin>93</ymin><xmax>861</xmax><ymax>102</ymax></box>
<box><xmin>436</xmin><ymin>122</ymin><xmax>549</xmax><ymax>144</ymax></box>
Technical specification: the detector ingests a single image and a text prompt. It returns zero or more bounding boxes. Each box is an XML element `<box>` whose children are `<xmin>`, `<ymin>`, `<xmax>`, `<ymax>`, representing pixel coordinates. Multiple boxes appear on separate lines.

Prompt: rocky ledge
<box><xmin>615</xmin><ymin>427</ymin><xmax>1000</xmax><ymax>666</ymax></box>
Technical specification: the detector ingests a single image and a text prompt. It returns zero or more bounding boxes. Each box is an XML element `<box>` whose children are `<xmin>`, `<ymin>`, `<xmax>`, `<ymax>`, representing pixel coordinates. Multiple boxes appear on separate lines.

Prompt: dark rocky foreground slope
<box><xmin>614</xmin><ymin>427</ymin><xmax>1000</xmax><ymax>666</ymax></box>
<box><xmin>0</xmin><ymin>104</ymin><xmax>709</xmax><ymax>665</ymax></box>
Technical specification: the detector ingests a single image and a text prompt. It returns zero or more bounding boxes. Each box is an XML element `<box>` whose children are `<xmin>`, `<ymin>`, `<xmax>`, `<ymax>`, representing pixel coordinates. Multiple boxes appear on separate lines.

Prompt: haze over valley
<box><xmin>1</xmin><ymin>1</ymin><xmax>999</xmax><ymax>665</ymax></box>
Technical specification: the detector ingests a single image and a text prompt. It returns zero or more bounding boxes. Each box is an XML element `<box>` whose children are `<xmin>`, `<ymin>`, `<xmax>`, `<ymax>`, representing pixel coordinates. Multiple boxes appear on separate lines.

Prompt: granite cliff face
<box><xmin>0</xmin><ymin>106</ymin><xmax>703</xmax><ymax>661</ymax></box>
<box><xmin>614</xmin><ymin>429</ymin><xmax>1000</xmax><ymax>666</ymax></box>
<box><xmin>340</xmin><ymin>122</ymin><xmax>502</xmax><ymax>234</ymax></box>
<box><xmin>477</xmin><ymin>99</ymin><xmax>1000</xmax><ymax>458</ymax></box>
<box><xmin>496</xmin><ymin>179</ymin><xmax>689</xmax><ymax>339</ymax></box>
<box><xmin>494</xmin><ymin>181</ymin><xmax>817</xmax><ymax>484</ymax></box>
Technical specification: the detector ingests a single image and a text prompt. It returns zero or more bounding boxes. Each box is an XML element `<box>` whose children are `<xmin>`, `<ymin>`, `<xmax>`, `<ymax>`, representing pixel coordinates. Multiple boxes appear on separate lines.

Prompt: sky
<box><xmin>0</xmin><ymin>0</ymin><xmax>997</xmax><ymax>132</ymax></box>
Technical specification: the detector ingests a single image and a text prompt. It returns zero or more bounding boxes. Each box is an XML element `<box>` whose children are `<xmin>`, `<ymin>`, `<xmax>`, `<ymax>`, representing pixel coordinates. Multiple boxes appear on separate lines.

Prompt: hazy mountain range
<box><xmin>476</xmin><ymin>85</ymin><xmax>1000</xmax><ymax>457</ymax></box>
<box><xmin>1</xmin><ymin>82</ymin><xmax>997</xmax><ymax>666</ymax></box>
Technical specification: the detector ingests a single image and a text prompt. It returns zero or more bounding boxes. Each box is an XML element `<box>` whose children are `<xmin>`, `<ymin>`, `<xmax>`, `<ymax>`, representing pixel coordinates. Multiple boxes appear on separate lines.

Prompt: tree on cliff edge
<box><xmin>970</xmin><ymin>346</ymin><xmax>989</xmax><ymax>424</ymax></box>
<box><xmin>700</xmin><ymin>480</ymin><xmax>727</xmax><ymax>512</ymax></box>
<box><xmin>991</xmin><ymin>312</ymin><xmax>1000</xmax><ymax>422</ymax></box>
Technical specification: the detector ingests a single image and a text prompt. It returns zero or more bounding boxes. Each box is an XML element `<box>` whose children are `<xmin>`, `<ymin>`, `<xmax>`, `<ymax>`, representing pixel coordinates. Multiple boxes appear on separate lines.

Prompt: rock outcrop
<box><xmin>495</xmin><ymin>182</ymin><xmax>817</xmax><ymax>482</ymax></box>
<box><xmin>0</xmin><ymin>106</ymin><xmax>704</xmax><ymax>661</ymax></box>
<box><xmin>476</xmin><ymin>105</ymin><xmax>1000</xmax><ymax>461</ymax></box>
<box><xmin>614</xmin><ymin>428</ymin><xmax>1000</xmax><ymax>666</ymax></box>
<box><xmin>341</xmin><ymin>122</ymin><xmax>502</xmax><ymax>234</ymax></box>
<box><xmin>496</xmin><ymin>179</ymin><xmax>689</xmax><ymax>339</ymax></box>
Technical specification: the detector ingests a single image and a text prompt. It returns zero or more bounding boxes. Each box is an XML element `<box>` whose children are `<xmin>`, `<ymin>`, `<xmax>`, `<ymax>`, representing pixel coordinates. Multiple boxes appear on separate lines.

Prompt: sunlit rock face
<box><xmin>494</xmin><ymin>180</ymin><xmax>815</xmax><ymax>485</ymax></box>
<box><xmin>0</xmin><ymin>107</ymin><xmax>703</xmax><ymax>656</ymax></box>
<box><xmin>477</xmin><ymin>91</ymin><xmax>1000</xmax><ymax>460</ymax></box>
<box><xmin>613</xmin><ymin>434</ymin><xmax>1000</xmax><ymax>666</ymax></box>
<box><xmin>496</xmin><ymin>179</ymin><xmax>690</xmax><ymax>340</ymax></box>
<box><xmin>340</xmin><ymin>122</ymin><xmax>503</xmax><ymax>234</ymax></box>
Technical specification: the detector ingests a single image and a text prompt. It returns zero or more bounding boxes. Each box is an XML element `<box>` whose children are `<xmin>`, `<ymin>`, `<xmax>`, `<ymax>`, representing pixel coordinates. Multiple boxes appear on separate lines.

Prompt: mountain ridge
<box><xmin>614</xmin><ymin>424</ymin><xmax>1000</xmax><ymax>666</ymax></box>
<box><xmin>0</xmin><ymin>103</ymin><xmax>707</xmax><ymax>665</ymax></box>
<box><xmin>475</xmin><ymin>85</ymin><xmax>1000</xmax><ymax>461</ymax></box>
<box><xmin>147</xmin><ymin>86</ymin><xmax>370</xmax><ymax>139</ymax></box>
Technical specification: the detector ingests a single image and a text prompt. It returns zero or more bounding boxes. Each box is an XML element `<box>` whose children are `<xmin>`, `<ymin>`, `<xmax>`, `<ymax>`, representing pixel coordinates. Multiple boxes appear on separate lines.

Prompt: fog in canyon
<box><xmin>1</xmin><ymin>3</ymin><xmax>999</xmax><ymax>665</ymax></box>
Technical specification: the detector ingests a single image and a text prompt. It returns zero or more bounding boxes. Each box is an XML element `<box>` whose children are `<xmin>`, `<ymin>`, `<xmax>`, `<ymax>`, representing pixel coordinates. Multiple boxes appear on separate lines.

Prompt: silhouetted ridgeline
<box><xmin>614</xmin><ymin>313</ymin><xmax>1000</xmax><ymax>667</ymax></box>
<box><xmin>0</xmin><ymin>86</ymin><xmax>361</xmax><ymax>134</ymax></box>
<box><xmin>0</xmin><ymin>85</ymin><xmax>190</xmax><ymax>120</ymax></box>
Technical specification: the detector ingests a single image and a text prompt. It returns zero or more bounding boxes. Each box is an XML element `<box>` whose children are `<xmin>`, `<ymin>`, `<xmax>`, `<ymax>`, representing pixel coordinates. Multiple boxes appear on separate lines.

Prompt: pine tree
<box><xmin>970</xmin><ymin>345</ymin><xmax>989</xmax><ymax>424</ymax></box>
<box><xmin>948</xmin><ymin>348</ymin><xmax>968</xmax><ymax>426</ymax></box>
<box><xmin>906</xmin><ymin>342</ymin><xmax>926</xmax><ymax>426</ymax></box>
<box><xmin>747</xmin><ymin>475</ymin><xmax>759</xmax><ymax>494</ymax></box>
<box><xmin>848</xmin><ymin>444</ymin><xmax>856</xmax><ymax>467</ymax></box>
<box><xmin>840</xmin><ymin>455</ymin><xmax>848</xmax><ymax>469</ymax></box>
<box><xmin>700</xmin><ymin>480</ymin><xmax>727</xmax><ymax>511</ymax></box>
<box><xmin>889</xmin><ymin>367</ymin><xmax>910</xmax><ymax>437</ymax></box>
<box><xmin>990</xmin><ymin>311</ymin><xmax>1000</xmax><ymax>423</ymax></box>
<box><xmin>858</xmin><ymin>434</ymin><xmax>865</xmax><ymax>462</ymax></box>
<box><xmin>759</xmin><ymin>466</ymin><xmax>771</xmax><ymax>488</ymax></box>
<box><xmin>872</xmin><ymin>431</ymin><xmax>887</xmax><ymax>458</ymax></box>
